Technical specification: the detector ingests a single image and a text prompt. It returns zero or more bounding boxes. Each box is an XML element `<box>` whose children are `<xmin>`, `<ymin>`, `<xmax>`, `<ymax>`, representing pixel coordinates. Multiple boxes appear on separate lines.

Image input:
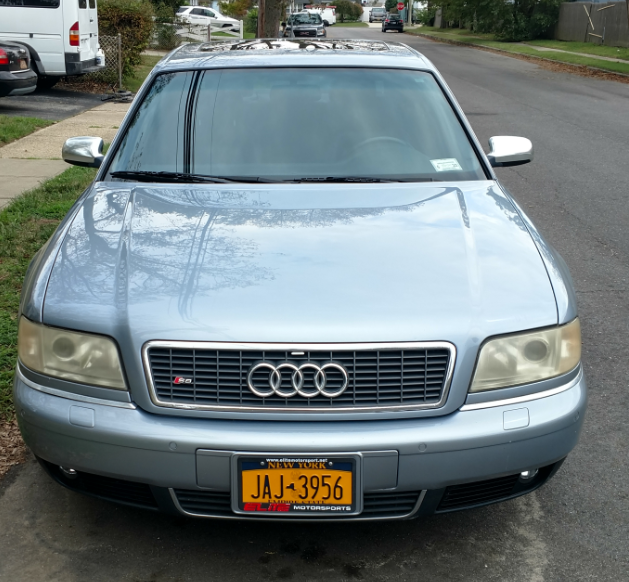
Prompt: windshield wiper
<box><xmin>289</xmin><ymin>176</ymin><xmax>434</xmax><ymax>183</ymax></box>
<box><xmin>109</xmin><ymin>171</ymin><xmax>277</xmax><ymax>184</ymax></box>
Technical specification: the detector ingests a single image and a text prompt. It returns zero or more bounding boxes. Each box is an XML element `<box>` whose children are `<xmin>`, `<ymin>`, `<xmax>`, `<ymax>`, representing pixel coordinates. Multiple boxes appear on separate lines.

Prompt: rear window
<box><xmin>109</xmin><ymin>68</ymin><xmax>485</xmax><ymax>182</ymax></box>
<box><xmin>176</xmin><ymin>6</ymin><xmax>187</xmax><ymax>13</ymax></box>
<box><xmin>373</xmin><ymin>8</ymin><xmax>385</xmax><ymax>13</ymax></box>
<box><xmin>291</xmin><ymin>13</ymin><xmax>322</xmax><ymax>24</ymax></box>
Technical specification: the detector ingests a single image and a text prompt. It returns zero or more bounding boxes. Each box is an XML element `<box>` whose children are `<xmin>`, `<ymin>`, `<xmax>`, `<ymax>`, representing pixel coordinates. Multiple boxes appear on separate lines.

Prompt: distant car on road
<box><xmin>176</xmin><ymin>6</ymin><xmax>241</xmax><ymax>31</ymax></box>
<box><xmin>304</xmin><ymin>5</ymin><xmax>337</xmax><ymax>25</ymax></box>
<box><xmin>0</xmin><ymin>0</ymin><xmax>105</xmax><ymax>89</ymax></box>
<box><xmin>369</xmin><ymin>7</ymin><xmax>386</xmax><ymax>22</ymax></box>
<box><xmin>0</xmin><ymin>41</ymin><xmax>37</xmax><ymax>98</ymax></box>
<box><xmin>382</xmin><ymin>13</ymin><xmax>404</xmax><ymax>32</ymax></box>
<box><xmin>284</xmin><ymin>12</ymin><xmax>326</xmax><ymax>37</ymax></box>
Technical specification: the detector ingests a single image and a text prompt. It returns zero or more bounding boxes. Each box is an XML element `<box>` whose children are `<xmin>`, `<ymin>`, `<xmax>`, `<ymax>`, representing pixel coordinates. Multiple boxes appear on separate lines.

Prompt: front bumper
<box><xmin>14</xmin><ymin>368</ymin><xmax>586</xmax><ymax>520</ymax></box>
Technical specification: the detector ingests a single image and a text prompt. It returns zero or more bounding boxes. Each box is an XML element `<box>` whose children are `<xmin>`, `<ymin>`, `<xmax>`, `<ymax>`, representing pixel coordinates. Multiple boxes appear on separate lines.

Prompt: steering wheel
<box><xmin>349</xmin><ymin>136</ymin><xmax>413</xmax><ymax>154</ymax></box>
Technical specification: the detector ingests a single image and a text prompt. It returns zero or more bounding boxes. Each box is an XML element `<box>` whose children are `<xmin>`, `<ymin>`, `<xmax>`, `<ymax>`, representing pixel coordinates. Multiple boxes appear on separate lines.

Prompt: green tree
<box><xmin>385</xmin><ymin>0</ymin><xmax>397</xmax><ymax>12</ymax></box>
<box><xmin>219</xmin><ymin>0</ymin><xmax>252</xmax><ymax>19</ymax></box>
<box><xmin>98</xmin><ymin>0</ymin><xmax>155</xmax><ymax>76</ymax></box>
<box><xmin>335</xmin><ymin>0</ymin><xmax>362</xmax><ymax>22</ymax></box>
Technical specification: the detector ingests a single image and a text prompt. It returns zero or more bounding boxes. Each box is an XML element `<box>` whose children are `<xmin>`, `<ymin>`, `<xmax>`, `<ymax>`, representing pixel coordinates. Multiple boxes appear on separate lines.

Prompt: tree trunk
<box><xmin>257</xmin><ymin>0</ymin><xmax>283</xmax><ymax>37</ymax></box>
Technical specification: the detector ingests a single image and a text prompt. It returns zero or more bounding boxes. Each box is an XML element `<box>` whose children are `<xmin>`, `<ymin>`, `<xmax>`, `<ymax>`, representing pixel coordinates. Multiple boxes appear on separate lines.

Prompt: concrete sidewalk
<box><xmin>0</xmin><ymin>101</ymin><xmax>130</xmax><ymax>209</ymax></box>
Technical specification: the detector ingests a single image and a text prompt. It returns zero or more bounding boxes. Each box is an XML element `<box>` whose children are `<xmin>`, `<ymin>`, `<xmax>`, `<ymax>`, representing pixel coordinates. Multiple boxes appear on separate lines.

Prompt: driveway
<box><xmin>0</xmin><ymin>87</ymin><xmax>102</xmax><ymax>121</ymax></box>
<box><xmin>1</xmin><ymin>30</ymin><xmax>628</xmax><ymax>581</ymax></box>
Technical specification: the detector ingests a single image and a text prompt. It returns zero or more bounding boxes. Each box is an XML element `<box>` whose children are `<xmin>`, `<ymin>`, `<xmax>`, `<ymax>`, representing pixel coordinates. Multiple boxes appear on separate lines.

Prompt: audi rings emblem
<box><xmin>247</xmin><ymin>362</ymin><xmax>349</xmax><ymax>399</ymax></box>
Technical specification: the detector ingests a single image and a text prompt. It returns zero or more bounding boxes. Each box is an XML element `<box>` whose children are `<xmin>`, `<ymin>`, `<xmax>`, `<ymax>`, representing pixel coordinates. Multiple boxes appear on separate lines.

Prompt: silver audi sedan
<box><xmin>14</xmin><ymin>39</ymin><xmax>586</xmax><ymax>520</ymax></box>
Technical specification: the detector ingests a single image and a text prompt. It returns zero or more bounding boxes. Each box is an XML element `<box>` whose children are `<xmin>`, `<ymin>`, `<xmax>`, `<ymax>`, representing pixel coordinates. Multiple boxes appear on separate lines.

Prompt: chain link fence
<box><xmin>78</xmin><ymin>34</ymin><xmax>121</xmax><ymax>88</ymax></box>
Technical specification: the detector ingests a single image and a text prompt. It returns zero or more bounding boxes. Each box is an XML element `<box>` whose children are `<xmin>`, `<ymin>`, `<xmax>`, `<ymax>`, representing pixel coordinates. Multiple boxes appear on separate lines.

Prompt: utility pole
<box><xmin>258</xmin><ymin>0</ymin><xmax>266</xmax><ymax>38</ymax></box>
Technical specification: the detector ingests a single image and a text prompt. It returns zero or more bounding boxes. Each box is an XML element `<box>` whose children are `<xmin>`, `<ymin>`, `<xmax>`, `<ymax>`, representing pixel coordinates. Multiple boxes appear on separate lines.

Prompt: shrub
<box><xmin>335</xmin><ymin>0</ymin><xmax>363</xmax><ymax>22</ymax></box>
<box><xmin>494</xmin><ymin>0</ymin><xmax>560</xmax><ymax>41</ymax></box>
<box><xmin>98</xmin><ymin>0</ymin><xmax>155</xmax><ymax>76</ymax></box>
<box><xmin>415</xmin><ymin>5</ymin><xmax>437</xmax><ymax>25</ymax></box>
<box><xmin>244</xmin><ymin>7</ymin><xmax>258</xmax><ymax>34</ymax></box>
<box><xmin>219</xmin><ymin>0</ymin><xmax>252</xmax><ymax>19</ymax></box>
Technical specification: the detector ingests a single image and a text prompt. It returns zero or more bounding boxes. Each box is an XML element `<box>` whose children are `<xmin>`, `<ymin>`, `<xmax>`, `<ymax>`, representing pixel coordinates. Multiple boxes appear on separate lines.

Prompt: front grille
<box><xmin>145</xmin><ymin>343</ymin><xmax>453</xmax><ymax>411</ymax></box>
<box><xmin>174</xmin><ymin>489</ymin><xmax>232</xmax><ymax>516</ymax></box>
<box><xmin>173</xmin><ymin>489</ymin><xmax>421</xmax><ymax>518</ymax></box>
<box><xmin>437</xmin><ymin>474</ymin><xmax>521</xmax><ymax>511</ymax></box>
<box><xmin>42</xmin><ymin>461</ymin><xmax>158</xmax><ymax>509</ymax></box>
<box><xmin>363</xmin><ymin>491</ymin><xmax>422</xmax><ymax>517</ymax></box>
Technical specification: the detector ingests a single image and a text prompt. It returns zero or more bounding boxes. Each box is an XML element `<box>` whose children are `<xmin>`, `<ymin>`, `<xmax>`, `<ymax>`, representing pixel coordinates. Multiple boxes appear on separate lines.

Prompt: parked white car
<box><xmin>0</xmin><ymin>0</ymin><xmax>105</xmax><ymax>89</ymax></box>
<box><xmin>304</xmin><ymin>5</ymin><xmax>336</xmax><ymax>25</ymax></box>
<box><xmin>176</xmin><ymin>6</ymin><xmax>241</xmax><ymax>31</ymax></box>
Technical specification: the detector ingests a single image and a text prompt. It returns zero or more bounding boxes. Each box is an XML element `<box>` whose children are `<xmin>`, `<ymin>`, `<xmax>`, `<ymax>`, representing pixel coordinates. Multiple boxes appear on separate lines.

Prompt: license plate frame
<box><xmin>232</xmin><ymin>453</ymin><xmax>362</xmax><ymax>517</ymax></box>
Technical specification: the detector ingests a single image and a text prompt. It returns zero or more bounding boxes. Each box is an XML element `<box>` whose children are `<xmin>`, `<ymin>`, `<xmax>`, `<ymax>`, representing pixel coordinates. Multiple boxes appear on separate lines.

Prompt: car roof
<box><xmin>156</xmin><ymin>39</ymin><xmax>435</xmax><ymax>73</ymax></box>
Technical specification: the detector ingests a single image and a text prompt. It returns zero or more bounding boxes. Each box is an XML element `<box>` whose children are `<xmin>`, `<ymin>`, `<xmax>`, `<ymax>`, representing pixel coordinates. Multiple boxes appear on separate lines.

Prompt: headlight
<box><xmin>18</xmin><ymin>317</ymin><xmax>127</xmax><ymax>390</ymax></box>
<box><xmin>470</xmin><ymin>318</ymin><xmax>581</xmax><ymax>393</ymax></box>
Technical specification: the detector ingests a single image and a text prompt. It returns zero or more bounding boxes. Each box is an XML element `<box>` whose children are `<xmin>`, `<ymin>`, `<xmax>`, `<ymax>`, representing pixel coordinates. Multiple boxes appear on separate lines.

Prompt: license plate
<box><xmin>237</xmin><ymin>455</ymin><xmax>357</xmax><ymax>515</ymax></box>
<box><xmin>19</xmin><ymin>59</ymin><xmax>27</xmax><ymax>70</ymax></box>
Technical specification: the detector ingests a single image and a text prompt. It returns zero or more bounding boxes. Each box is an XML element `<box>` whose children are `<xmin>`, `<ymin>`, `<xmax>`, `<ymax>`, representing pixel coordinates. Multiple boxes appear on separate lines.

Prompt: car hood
<box><xmin>43</xmin><ymin>181</ymin><xmax>557</xmax><ymax>346</ymax></box>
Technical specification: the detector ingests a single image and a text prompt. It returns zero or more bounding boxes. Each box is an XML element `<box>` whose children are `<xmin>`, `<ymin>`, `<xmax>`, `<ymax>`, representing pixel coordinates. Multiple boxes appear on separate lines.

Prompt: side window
<box><xmin>191</xmin><ymin>8</ymin><xmax>203</xmax><ymax>15</ymax></box>
<box><xmin>0</xmin><ymin>0</ymin><xmax>60</xmax><ymax>5</ymax></box>
<box><xmin>206</xmin><ymin>9</ymin><xmax>215</xmax><ymax>17</ymax></box>
<box><xmin>108</xmin><ymin>72</ymin><xmax>193</xmax><ymax>174</ymax></box>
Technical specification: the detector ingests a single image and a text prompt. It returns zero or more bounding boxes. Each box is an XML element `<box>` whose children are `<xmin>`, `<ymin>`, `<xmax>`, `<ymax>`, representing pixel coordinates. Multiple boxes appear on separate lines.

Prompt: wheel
<box><xmin>31</xmin><ymin>59</ymin><xmax>58</xmax><ymax>90</ymax></box>
<box><xmin>36</xmin><ymin>76</ymin><xmax>59</xmax><ymax>90</ymax></box>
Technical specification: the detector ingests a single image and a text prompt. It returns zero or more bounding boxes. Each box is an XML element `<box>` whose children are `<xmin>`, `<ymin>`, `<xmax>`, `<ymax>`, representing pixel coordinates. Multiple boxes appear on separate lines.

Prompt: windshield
<box><xmin>373</xmin><ymin>8</ymin><xmax>385</xmax><ymax>12</ymax></box>
<box><xmin>290</xmin><ymin>13</ymin><xmax>322</xmax><ymax>24</ymax></box>
<box><xmin>108</xmin><ymin>68</ymin><xmax>486</xmax><ymax>182</ymax></box>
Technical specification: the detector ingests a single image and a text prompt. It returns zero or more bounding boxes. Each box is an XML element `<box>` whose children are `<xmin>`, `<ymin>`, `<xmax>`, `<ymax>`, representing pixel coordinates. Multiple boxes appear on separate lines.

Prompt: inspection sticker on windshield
<box><xmin>431</xmin><ymin>158</ymin><xmax>463</xmax><ymax>172</ymax></box>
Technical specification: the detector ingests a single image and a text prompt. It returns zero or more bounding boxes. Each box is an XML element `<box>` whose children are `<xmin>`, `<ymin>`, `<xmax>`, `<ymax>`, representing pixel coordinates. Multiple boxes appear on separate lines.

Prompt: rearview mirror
<box><xmin>62</xmin><ymin>136</ymin><xmax>105</xmax><ymax>168</ymax></box>
<box><xmin>487</xmin><ymin>136</ymin><xmax>533</xmax><ymax>168</ymax></box>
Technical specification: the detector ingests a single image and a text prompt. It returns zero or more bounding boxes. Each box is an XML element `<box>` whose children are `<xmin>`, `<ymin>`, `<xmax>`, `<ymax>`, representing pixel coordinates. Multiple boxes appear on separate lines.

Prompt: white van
<box><xmin>0</xmin><ymin>0</ymin><xmax>105</xmax><ymax>88</ymax></box>
<box><xmin>304</xmin><ymin>5</ymin><xmax>336</xmax><ymax>25</ymax></box>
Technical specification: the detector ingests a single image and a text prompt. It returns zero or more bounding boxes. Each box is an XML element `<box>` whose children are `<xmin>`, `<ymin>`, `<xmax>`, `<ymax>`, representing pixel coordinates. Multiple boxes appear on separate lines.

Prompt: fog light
<box><xmin>520</xmin><ymin>469</ymin><xmax>538</xmax><ymax>481</ymax></box>
<box><xmin>60</xmin><ymin>466</ymin><xmax>78</xmax><ymax>479</ymax></box>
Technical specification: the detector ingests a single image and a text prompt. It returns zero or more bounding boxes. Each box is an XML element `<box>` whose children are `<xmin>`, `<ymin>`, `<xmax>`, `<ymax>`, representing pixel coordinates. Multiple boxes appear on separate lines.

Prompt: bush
<box><xmin>98</xmin><ymin>0</ymin><xmax>155</xmax><ymax>77</ymax></box>
<box><xmin>219</xmin><ymin>0</ymin><xmax>251</xmax><ymax>19</ymax></box>
<box><xmin>494</xmin><ymin>0</ymin><xmax>561</xmax><ymax>41</ymax></box>
<box><xmin>335</xmin><ymin>0</ymin><xmax>363</xmax><ymax>22</ymax></box>
<box><xmin>244</xmin><ymin>7</ymin><xmax>258</xmax><ymax>34</ymax></box>
<box><xmin>415</xmin><ymin>6</ymin><xmax>437</xmax><ymax>25</ymax></box>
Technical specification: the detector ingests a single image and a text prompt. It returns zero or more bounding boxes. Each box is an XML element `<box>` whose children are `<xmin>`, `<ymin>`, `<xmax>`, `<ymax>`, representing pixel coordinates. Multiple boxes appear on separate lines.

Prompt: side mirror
<box><xmin>281</xmin><ymin>21</ymin><xmax>286</xmax><ymax>27</ymax></box>
<box><xmin>62</xmin><ymin>136</ymin><xmax>105</xmax><ymax>168</ymax></box>
<box><xmin>487</xmin><ymin>136</ymin><xmax>533</xmax><ymax>168</ymax></box>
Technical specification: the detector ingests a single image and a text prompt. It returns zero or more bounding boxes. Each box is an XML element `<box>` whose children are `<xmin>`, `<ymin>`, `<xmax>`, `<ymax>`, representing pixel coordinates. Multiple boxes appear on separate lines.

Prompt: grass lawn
<box><xmin>526</xmin><ymin>39</ymin><xmax>629</xmax><ymax>62</ymax></box>
<box><xmin>408</xmin><ymin>28</ymin><xmax>629</xmax><ymax>76</ymax></box>
<box><xmin>123</xmin><ymin>55</ymin><xmax>163</xmax><ymax>93</ymax></box>
<box><xmin>0</xmin><ymin>116</ymin><xmax>54</xmax><ymax>148</ymax></box>
<box><xmin>0</xmin><ymin>166</ymin><xmax>97</xmax><ymax>421</ymax></box>
<box><xmin>211</xmin><ymin>31</ymin><xmax>255</xmax><ymax>38</ymax></box>
<box><xmin>333</xmin><ymin>21</ymin><xmax>369</xmax><ymax>27</ymax></box>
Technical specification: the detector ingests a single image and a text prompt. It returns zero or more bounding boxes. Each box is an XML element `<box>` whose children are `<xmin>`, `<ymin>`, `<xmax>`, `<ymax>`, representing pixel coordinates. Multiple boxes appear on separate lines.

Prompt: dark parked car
<box><xmin>370</xmin><ymin>7</ymin><xmax>386</xmax><ymax>22</ymax></box>
<box><xmin>0</xmin><ymin>41</ymin><xmax>36</xmax><ymax>98</ymax></box>
<box><xmin>382</xmin><ymin>13</ymin><xmax>404</xmax><ymax>32</ymax></box>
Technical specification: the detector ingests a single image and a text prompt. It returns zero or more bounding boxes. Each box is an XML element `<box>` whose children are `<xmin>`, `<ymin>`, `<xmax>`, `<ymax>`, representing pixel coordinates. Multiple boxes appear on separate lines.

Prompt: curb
<box><xmin>405</xmin><ymin>31</ymin><xmax>629</xmax><ymax>81</ymax></box>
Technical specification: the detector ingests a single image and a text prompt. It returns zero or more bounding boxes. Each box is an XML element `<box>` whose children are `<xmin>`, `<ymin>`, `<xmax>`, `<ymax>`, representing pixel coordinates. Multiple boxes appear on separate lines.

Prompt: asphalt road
<box><xmin>1</xmin><ymin>30</ymin><xmax>629</xmax><ymax>581</ymax></box>
<box><xmin>0</xmin><ymin>87</ymin><xmax>102</xmax><ymax>120</ymax></box>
